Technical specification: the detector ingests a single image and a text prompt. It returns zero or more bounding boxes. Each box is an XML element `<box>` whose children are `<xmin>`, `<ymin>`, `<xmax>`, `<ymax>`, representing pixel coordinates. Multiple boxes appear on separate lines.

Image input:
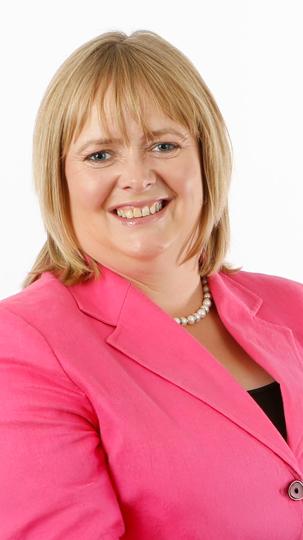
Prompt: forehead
<box><xmin>84</xmin><ymin>104</ymin><xmax>188</xmax><ymax>138</ymax></box>
<box><xmin>70</xmin><ymin>83</ymin><xmax>194</xmax><ymax>151</ymax></box>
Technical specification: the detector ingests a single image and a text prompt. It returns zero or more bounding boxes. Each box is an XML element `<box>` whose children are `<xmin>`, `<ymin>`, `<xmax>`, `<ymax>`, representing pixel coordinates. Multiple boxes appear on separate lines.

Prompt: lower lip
<box><xmin>111</xmin><ymin>201</ymin><xmax>171</xmax><ymax>227</ymax></box>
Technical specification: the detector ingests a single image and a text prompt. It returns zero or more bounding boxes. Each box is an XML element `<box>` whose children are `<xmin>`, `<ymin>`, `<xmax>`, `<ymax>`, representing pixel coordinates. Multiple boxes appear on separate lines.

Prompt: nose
<box><xmin>117</xmin><ymin>155</ymin><xmax>156</xmax><ymax>192</ymax></box>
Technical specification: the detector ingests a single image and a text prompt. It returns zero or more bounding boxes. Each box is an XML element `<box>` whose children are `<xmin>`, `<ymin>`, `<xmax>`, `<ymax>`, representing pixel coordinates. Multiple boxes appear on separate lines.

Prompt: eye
<box><xmin>85</xmin><ymin>151</ymin><xmax>111</xmax><ymax>163</ymax></box>
<box><xmin>152</xmin><ymin>143</ymin><xmax>179</xmax><ymax>153</ymax></box>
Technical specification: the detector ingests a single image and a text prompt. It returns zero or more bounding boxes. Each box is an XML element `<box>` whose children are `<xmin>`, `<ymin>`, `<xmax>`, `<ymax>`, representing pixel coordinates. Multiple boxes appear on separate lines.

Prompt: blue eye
<box><xmin>86</xmin><ymin>151</ymin><xmax>111</xmax><ymax>162</ymax></box>
<box><xmin>153</xmin><ymin>143</ymin><xmax>178</xmax><ymax>152</ymax></box>
<box><xmin>85</xmin><ymin>143</ymin><xmax>178</xmax><ymax>164</ymax></box>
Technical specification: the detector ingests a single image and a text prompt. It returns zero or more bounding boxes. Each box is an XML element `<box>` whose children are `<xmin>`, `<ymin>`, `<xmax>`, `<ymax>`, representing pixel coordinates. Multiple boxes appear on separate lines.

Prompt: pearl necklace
<box><xmin>174</xmin><ymin>276</ymin><xmax>212</xmax><ymax>326</ymax></box>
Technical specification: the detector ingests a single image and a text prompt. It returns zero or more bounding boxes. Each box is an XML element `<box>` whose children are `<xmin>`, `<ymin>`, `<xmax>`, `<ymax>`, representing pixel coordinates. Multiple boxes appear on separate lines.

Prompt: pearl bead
<box><xmin>173</xmin><ymin>276</ymin><xmax>212</xmax><ymax>326</ymax></box>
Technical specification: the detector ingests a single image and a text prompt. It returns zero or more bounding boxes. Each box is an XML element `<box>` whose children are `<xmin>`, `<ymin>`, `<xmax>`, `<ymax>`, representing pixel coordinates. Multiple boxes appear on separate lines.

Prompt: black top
<box><xmin>247</xmin><ymin>381</ymin><xmax>287</xmax><ymax>441</ymax></box>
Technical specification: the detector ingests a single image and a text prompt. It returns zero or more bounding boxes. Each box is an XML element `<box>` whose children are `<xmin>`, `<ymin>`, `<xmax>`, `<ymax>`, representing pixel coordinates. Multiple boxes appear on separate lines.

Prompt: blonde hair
<box><xmin>23</xmin><ymin>29</ymin><xmax>241</xmax><ymax>288</ymax></box>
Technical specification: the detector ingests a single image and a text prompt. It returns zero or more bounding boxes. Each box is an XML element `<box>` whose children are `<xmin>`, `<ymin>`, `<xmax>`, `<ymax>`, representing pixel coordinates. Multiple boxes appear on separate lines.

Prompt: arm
<box><xmin>0</xmin><ymin>307</ymin><xmax>125</xmax><ymax>539</ymax></box>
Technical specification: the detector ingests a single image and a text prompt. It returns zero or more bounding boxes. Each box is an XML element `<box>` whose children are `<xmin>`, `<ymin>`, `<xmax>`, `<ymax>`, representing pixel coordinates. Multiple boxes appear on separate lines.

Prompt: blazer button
<box><xmin>288</xmin><ymin>480</ymin><xmax>303</xmax><ymax>500</ymax></box>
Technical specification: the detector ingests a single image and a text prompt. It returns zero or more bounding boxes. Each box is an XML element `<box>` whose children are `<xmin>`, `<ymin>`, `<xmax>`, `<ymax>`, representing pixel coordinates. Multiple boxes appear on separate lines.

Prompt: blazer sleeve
<box><xmin>0</xmin><ymin>306</ymin><xmax>125</xmax><ymax>540</ymax></box>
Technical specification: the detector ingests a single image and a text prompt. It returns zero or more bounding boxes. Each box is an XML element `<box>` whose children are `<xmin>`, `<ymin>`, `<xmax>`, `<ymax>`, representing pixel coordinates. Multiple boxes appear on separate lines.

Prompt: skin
<box><xmin>65</xmin><ymin>88</ymin><xmax>275</xmax><ymax>390</ymax></box>
<box><xmin>65</xmin><ymin>88</ymin><xmax>205</xmax><ymax>317</ymax></box>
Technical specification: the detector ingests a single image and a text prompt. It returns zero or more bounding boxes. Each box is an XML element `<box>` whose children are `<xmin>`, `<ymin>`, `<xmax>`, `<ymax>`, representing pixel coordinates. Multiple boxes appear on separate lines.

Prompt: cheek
<box><xmin>171</xmin><ymin>160</ymin><xmax>202</xmax><ymax>201</ymax></box>
<box><xmin>65</xmin><ymin>162</ymin><xmax>112</xmax><ymax>211</ymax></box>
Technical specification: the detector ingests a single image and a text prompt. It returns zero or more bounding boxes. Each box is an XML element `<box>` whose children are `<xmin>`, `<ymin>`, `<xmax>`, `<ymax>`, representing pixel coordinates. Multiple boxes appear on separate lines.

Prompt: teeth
<box><xmin>116</xmin><ymin>200</ymin><xmax>164</xmax><ymax>219</ymax></box>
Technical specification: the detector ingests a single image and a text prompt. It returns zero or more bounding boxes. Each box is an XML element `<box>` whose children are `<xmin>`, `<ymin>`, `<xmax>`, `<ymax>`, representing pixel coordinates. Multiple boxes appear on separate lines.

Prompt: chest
<box><xmin>185</xmin><ymin>307</ymin><xmax>275</xmax><ymax>391</ymax></box>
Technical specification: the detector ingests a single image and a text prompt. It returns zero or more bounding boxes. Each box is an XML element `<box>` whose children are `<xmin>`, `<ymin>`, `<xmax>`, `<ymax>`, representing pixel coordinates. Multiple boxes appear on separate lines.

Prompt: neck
<box><xmin>102</xmin><ymin>256</ymin><xmax>204</xmax><ymax>319</ymax></box>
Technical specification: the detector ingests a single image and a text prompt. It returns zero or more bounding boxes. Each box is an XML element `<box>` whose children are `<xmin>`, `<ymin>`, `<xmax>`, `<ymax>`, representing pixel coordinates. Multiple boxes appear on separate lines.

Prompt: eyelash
<box><xmin>84</xmin><ymin>142</ymin><xmax>180</xmax><ymax>163</ymax></box>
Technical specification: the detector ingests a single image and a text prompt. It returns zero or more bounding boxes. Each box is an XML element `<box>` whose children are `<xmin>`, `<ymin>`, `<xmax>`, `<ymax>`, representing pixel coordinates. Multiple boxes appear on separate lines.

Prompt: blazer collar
<box><xmin>68</xmin><ymin>264</ymin><xmax>303</xmax><ymax>476</ymax></box>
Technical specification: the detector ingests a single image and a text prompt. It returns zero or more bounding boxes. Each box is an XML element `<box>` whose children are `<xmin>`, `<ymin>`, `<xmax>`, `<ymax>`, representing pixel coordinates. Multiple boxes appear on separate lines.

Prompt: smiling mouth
<box><xmin>111</xmin><ymin>199</ymin><xmax>170</xmax><ymax>220</ymax></box>
<box><xmin>111</xmin><ymin>199</ymin><xmax>171</xmax><ymax>224</ymax></box>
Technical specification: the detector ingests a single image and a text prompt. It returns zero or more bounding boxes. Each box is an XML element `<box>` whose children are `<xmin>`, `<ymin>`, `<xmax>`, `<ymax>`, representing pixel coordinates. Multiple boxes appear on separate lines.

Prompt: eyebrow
<box><xmin>77</xmin><ymin>128</ymin><xmax>188</xmax><ymax>153</ymax></box>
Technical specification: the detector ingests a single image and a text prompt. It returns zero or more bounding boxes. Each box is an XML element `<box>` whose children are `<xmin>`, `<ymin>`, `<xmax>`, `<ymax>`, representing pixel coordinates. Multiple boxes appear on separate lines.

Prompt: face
<box><xmin>65</xmin><ymin>89</ymin><xmax>203</xmax><ymax>276</ymax></box>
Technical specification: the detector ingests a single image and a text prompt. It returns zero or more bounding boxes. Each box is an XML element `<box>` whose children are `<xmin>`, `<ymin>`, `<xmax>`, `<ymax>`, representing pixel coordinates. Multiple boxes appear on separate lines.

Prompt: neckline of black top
<box><xmin>247</xmin><ymin>381</ymin><xmax>279</xmax><ymax>394</ymax></box>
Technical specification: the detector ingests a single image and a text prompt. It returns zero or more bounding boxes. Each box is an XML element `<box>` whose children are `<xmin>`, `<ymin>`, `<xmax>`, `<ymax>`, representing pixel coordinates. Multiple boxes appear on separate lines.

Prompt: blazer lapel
<box><xmin>69</xmin><ymin>264</ymin><xmax>303</xmax><ymax>476</ymax></box>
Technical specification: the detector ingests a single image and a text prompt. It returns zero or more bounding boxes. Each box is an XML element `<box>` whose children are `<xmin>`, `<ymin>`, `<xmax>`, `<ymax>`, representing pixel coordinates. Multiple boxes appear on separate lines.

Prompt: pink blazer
<box><xmin>1</xmin><ymin>264</ymin><xmax>303</xmax><ymax>539</ymax></box>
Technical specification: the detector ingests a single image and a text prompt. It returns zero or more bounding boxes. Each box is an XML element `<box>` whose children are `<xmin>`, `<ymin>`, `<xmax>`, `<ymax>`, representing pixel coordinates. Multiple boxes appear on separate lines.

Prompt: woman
<box><xmin>1</xmin><ymin>30</ymin><xmax>303</xmax><ymax>540</ymax></box>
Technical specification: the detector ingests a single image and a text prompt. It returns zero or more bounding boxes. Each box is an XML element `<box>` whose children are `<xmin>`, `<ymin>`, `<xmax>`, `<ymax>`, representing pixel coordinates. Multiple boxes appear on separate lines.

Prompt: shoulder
<box><xmin>224</xmin><ymin>268</ymin><xmax>303</xmax><ymax>299</ymax></box>
<box><xmin>0</xmin><ymin>272</ymin><xmax>83</xmax><ymax>352</ymax></box>
<box><xmin>222</xmin><ymin>268</ymin><xmax>303</xmax><ymax>336</ymax></box>
<box><xmin>0</xmin><ymin>274</ymin><xmax>78</xmax><ymax>383</ymax></box>
<box><xmin>0</xmin><ymin>272</ymin><xmax>75</xmax><ymax>323</ymax></box>
<box><xmin>0</xmin><ymin>273</ymin><xmax>94</xmax><ymax>396</ymax></box>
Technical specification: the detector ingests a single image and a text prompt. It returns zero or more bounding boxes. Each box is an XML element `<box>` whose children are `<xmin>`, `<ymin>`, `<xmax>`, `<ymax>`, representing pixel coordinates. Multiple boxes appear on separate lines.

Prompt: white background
<box><xmin>0</xmin><ymin>0</ymin><xmax>302</xmax><ymax>299</ymax></box>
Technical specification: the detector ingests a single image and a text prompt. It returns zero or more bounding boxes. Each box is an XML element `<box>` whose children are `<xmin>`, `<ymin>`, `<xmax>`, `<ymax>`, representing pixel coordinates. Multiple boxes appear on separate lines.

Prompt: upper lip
<box><xmin>108</xmin><ymin>198</ymin><xmax>170</xmax><ymax>212</ymax></box>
